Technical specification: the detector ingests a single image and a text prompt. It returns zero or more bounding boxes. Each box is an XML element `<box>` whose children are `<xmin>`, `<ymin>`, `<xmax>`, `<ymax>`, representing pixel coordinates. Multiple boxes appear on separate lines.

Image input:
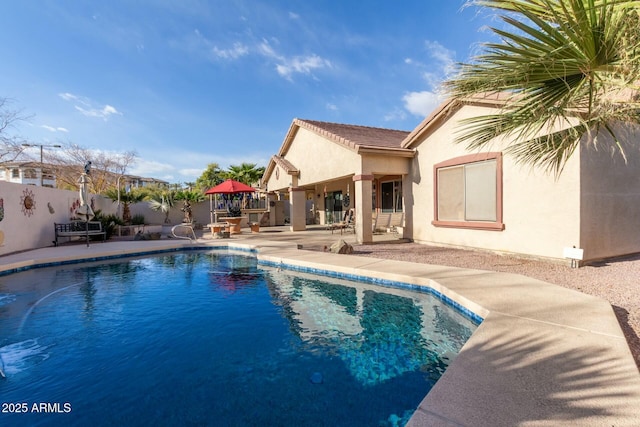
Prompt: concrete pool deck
<box><xmin>1</xmin><ymin>229</ymin><xmax>639</xmax><ymax>426</ymax></box>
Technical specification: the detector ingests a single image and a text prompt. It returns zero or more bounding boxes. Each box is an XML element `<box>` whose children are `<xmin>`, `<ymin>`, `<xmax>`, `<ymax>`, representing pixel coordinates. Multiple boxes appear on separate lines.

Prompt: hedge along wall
<box><xmin>0</xmin><ymin>181</ymin><xmax>115</xmax><ymax>255</ymax></box>
<box><xmin>127</xmin><ymin>198</ymin><xmax>218</xmax><ymax>226</ymax></box>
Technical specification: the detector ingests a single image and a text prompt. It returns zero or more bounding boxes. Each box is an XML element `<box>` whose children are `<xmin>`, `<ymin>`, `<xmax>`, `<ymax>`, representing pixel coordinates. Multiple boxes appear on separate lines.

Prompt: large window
<box><xmin>23</xmin><ymin>168</ymin><xmax>37</xmax><ymax>179</ymax></box>
<box><xmin>433</xmin><ymin>153</ymin><xmax>504</xmax><ymax>230</ymax></box>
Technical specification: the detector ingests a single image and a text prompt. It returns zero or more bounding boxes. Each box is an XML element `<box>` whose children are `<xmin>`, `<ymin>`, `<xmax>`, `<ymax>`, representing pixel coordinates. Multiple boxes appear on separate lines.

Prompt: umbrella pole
<box><xmin>209</xmin><ymin>195</ymin><xmax>213</xmax><ymax>225</ymax></box>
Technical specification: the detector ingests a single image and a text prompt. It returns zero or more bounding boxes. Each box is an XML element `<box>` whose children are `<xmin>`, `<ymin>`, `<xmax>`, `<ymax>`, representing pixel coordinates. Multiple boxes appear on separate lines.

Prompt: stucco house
<box><xmin>0</xmin><ymin>162</ymin><xmax>58</xmax><ymax>187</ymax></box>
<box><xmin>263</xmin><ymin>119</ymin><xmax>413</xmax><ymax>245</ymax></box>
<box><xmin>263</xmin><ymin>97</ymin><xmax>640</xmax><ymax>263</ymax></box>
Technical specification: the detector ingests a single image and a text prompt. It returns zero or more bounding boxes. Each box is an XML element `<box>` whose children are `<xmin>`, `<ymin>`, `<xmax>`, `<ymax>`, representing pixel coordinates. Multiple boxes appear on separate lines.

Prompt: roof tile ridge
<box><xmin>299</xmin><ymin>118</ymin><xmax>409</xmax><ymax>133</ymax></box>
<box><xmin>296</xmin><ymin>118</ymin><xmax>357</xmax><ymax>148</ymax></box>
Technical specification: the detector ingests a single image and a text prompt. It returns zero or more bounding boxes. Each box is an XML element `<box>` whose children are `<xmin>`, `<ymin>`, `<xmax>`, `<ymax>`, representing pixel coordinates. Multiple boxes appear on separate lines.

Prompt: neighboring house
<box><xmin>124</xmin><ymin>175</ymin><xmax>170</xmax><ymax>190</ymax></box>
<box><xmin>0</xmin><ymin>163</ymin><xmax>170</xmax><ymax>192</ymax></box>
<box><xmin>0</xmin><ymin>162</ymin><xmax>58</xmax><ymax>187</ymax></box>
<box><xmin>264</xmin><ymin>98</ymin><xmax>640</xmax><ymax>263</ymax></box>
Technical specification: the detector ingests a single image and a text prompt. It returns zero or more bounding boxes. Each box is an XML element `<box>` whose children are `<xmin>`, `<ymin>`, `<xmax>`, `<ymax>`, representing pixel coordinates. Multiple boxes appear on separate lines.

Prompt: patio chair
<box><xmin>329</xmin><ymin>209</ymin><xmax>354</xmax><ymax>234</ymax></box>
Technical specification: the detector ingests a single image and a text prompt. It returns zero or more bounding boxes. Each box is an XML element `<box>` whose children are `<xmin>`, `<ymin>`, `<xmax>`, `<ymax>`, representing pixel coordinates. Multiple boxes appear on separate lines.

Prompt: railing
<box><xmin>213</xmin><ymin>199</ymin><xmax>266</xmax><ymax>211</ymax></box>
<box><xmin>171</xmin><ymin>224</ymin><xmax>197</xmax><ymax>241</ymax></box>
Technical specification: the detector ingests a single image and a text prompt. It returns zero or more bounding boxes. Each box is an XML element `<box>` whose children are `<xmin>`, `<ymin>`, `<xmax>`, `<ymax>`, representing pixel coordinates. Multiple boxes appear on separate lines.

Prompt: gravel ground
<box><xmin>353</xmin><ymin>242</ymin><xmax>640</xmax><ymax>370</ymax></box>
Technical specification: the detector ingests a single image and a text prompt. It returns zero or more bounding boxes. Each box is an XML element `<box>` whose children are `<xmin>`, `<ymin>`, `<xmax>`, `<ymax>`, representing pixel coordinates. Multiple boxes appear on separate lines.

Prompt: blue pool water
<box><xmin>0</xmin><ymin>251</ymin><xmax>479</xmax><ymax>426</ymax></box>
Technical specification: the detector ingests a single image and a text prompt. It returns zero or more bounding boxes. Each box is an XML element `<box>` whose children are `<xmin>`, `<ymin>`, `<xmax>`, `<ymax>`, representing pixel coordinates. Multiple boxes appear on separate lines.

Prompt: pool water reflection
<box><xmin>0</xmin><ymin>251</ymin><xmax>478</xmax><ymax>426</ymax></box>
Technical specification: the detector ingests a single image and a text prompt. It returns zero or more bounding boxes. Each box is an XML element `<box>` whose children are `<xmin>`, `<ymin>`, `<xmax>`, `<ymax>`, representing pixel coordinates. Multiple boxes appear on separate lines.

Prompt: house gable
<box><xmin>263</xmin><ymin>118</ymin><xmax>413</xmax><ymax>190</ymax></box>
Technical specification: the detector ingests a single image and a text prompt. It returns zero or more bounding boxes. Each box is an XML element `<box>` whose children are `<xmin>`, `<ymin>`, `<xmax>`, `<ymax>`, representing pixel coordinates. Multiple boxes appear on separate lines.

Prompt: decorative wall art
<box><xmin>70</xmin><ymin>199</ymin><xmax>80</xmax><ymax>216</ymax></box>
<box><xmin>20</xmin><ymin>188</ymin><xmax>36</xmax><ymax>217</ymax></box>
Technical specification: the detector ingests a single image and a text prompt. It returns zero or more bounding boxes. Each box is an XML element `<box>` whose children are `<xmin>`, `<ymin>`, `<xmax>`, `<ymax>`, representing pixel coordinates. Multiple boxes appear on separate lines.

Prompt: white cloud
<box><xmin>401</xmin><ymin>40</ymin><xmax>456</xmax><ymax>118</ymax></box>
<box><xmin>424</xmin><ymin>40</ymin><xmax>456</xmax><ymax>74</ymax></box>
<box><xmin>289</xmin><ymin>11</ymin><xmax>300</xmax><ymax>19</ymax></box>
<box><xmin>75</xmin><ymin>104</ymin><xmax>121</xmax><ymax>120</ymax></box>
<box><xmin>275</xmin><ymin>54</ymin><xmax>330</xmax><ymax>80</ymax></box>
<box><xmin>384</xmin><ymin>108</ymin><xmax>407</xmax><ymax>122</ymax></box>
<box><xmin>59</xmin><ymin>92</ymin><xmax>78</xmax><ymax>102</ymax></box>
<box><xmin>41</xmin><ymin>125</ymin><xmax>69</xmax><ymax>133</ymax></box>
<box><xmin>422</xmin><ymin>71</ymin><xmax>442</xmax><ymax>90</ymax></box>
<box><xmin>59</xmin><ymin>93</ymin><xmax>121</xmax><ymax>121</ymax></box>
<box><xmin>183</xmin><ymin>29</ymin><xmax>249</xmax><ymax>62</ymax></box>
<box><xmin>326</xmin><ymin>103</ymin><xmax>338</xmax><ymax>111</ymax></box>
<box><xmin>212</xmin><ymin>42</ymin><xmax>249</xmax><ymax>59</ymax></box>
<box><xmin>402</xmin><ymin>91</ymin><xmax>442</xmax><ymax>117</ymax></box>
<box><xmin>129</xmin><ymin>158</ymin><xmax>175</xmax><ymax>177</ymax></box>
<box><xmin>258</xmin><ymin>39</ymin><xmax>278</xmax><ymax>58</ymax></box>
<box><xmin>259</xmin><ymin>39</ymin><xmax>331</xmax><ymax>81</ymax></box>
<box><xmin>180</xmin><ymin>168</ymin><xmax>206</xmax><ymax>178</ymax></box>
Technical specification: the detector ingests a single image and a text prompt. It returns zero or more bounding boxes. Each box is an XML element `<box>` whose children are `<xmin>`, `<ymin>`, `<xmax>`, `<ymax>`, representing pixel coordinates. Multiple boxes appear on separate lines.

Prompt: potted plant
<box><xmin>227</xmin><ymin>205</ymin><xmax>242</xmax><ymax>217</ymax></box>
<box><xmin>223</xmin><ymin>205</ymin><xmax>244</xmax><ymax>234</ymax></box>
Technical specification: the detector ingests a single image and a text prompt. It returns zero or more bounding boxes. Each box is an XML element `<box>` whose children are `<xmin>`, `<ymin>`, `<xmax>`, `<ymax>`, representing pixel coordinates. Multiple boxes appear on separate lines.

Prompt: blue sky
<box><xmin>0</xmin><ymin>0</ymin><xmax>494</xmax><ymax>184</ymax></box>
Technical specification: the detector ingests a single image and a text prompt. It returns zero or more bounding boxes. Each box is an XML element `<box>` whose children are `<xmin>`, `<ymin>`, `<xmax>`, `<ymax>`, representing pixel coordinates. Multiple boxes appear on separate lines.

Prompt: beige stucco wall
<box><xmin>269</xmin><ymin>127</ymin><xmax>362</xmax><ymax>191</ymax></box>
<box><xmin>361</xmin><ymin>153</ymin><xmax>410</xmax><ymax>176</ymax></box>
<box><xmin>410</xmin><ymin>104</ymin><xmax>582</xmax><ymax>261</ymax></box>
<box><xmin>267</xmin><ymin>165</ymin><xmax>293</xmax><ymax>193</ymax></box>
<box><xmin>0</xmin><ymin>181</ymin><xmax>116</xmax><ymax>255</ymax></box>
<box><xmin>578</xmin><ymin>126</ymin><xmax>640</xmax><ymax>260</ymax></box>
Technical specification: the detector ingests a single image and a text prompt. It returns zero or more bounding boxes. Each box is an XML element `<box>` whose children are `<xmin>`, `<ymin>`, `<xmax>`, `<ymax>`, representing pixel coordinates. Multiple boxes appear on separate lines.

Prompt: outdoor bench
<box><xmin>54</xmin><ymin>221</ymin><xmax>106</xmax><ymax>246</ymax></box>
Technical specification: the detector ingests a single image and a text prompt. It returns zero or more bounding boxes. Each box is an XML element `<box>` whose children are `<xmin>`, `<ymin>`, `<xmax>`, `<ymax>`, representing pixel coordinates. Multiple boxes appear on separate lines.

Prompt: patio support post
<box><xmin>289</xmin><ymin>186</ymin><xmax>307</xmax><ymax>231</ymax></box>
<box><xmin>354</xmin><ymin>174</ymin><xmax>374</xmax><ymax>244</ymax></box>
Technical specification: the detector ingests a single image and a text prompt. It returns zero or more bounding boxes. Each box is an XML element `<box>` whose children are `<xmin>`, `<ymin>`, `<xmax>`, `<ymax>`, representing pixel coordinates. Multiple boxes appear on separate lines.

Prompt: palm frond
<box><xmin>446</xmin><ymin>0</ymin><xmax>640</xmax><ymax>172</ymax></box>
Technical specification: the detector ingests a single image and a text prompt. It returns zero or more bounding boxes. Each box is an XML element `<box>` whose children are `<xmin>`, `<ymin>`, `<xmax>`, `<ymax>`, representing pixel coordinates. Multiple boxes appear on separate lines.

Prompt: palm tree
<box><xmin>104</xmin><ymin>187</ymin><xmax>148</xmax><ymax>224</ymax></box>
<box><xmin>195</xmin><ymin>163</ymin><xmax>225</xmax><ymax>192</ymax></box>
<box><xmin>224</xmin><ymin>162</ymin><xmax>265</xmax><ymax>185</ymax></box>
<box><xmin>147</xmin><ymin>190</ymin><xmax>176</xmax><ymax>224</ymax></box>
<box><xmin>444</xmin><ymin>0</ymin><xmax>640</xmax><ymax>173</ymax></box>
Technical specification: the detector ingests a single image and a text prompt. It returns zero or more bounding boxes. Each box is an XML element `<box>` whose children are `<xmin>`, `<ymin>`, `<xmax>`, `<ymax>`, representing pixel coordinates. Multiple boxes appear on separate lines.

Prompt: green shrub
<box><xmin>132</xmin><ymin>214</ymin><xmax>146</xmax><ymax>225</ymax></box>
<box><xmin>92</xmin><ymin>210</ymin><xmax>124</xmax><ymax>240</ymax></box>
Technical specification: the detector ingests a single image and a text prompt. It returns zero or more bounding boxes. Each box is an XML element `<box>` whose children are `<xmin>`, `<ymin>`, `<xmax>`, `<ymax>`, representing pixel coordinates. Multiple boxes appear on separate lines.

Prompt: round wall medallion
<box><xmin>20</xmin><ymin>188</ymin><xmax>36</xmax><ymax>217</ymax></box>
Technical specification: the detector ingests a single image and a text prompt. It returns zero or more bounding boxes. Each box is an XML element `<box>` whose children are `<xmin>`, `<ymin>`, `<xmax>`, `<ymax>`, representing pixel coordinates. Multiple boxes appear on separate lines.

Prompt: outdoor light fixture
<box><xmin>22</xmin><ymin>143</ymin><xmax>62</xmax><ymax>186</ymax></box>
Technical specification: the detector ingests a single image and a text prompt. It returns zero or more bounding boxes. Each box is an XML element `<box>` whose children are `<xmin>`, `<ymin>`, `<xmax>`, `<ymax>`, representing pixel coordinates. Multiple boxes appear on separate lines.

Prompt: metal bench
<box><xmin>54</xmin><ymin>221</ymin><xmax>106</xmax><ymax>246</ymax></box>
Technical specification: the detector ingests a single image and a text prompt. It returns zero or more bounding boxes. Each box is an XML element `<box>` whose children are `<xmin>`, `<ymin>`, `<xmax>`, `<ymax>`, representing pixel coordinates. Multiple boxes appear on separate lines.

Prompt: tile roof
<box><xmin>296</xmin><ymin>119</ymin><xmax>411</xmax><ymax>151</ymax></box>
<box><xmin>271</xmin><ymin>155</ymin><xmax>299</xmax><ymax>176</ymax></box>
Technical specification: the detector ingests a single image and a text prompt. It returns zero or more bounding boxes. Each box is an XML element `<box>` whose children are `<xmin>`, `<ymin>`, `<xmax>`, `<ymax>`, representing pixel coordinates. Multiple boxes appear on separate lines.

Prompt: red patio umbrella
<box><xmin>205</xmin><ymin>179</ymin><xmax>256</xmax><ymax>224</ymax></box>
<box><xmin>205</xmin><ymin>179</ymin><xmax>256</xmax><ymax>195</ymax></box>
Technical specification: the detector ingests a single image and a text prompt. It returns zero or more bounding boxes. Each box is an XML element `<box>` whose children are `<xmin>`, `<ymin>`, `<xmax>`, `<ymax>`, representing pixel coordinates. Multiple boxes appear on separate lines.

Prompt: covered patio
<box><xmin>261</xmin><ymin>119</ymin><xmax>414</xmax><ymax>244</ymax></box>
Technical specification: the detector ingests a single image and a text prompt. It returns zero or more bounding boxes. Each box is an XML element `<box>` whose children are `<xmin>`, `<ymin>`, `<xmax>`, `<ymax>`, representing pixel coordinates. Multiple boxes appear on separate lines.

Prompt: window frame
<box><xmin>23</xmin><ymin>168</ymin><xmax>38</xmax><ymax>179</ymax></box>
<box><xmin>432</xmin><ymin>152</ymin><xmax>504</xmax><ymax>231</ymax></box>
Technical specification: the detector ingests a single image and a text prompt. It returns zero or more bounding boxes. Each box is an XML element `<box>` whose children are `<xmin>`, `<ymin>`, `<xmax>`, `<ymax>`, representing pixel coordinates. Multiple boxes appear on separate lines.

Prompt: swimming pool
<box><xmin>0</xmin><ymin>251</ymin><xmax>479</xmax><ymax>426</ymax></box>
